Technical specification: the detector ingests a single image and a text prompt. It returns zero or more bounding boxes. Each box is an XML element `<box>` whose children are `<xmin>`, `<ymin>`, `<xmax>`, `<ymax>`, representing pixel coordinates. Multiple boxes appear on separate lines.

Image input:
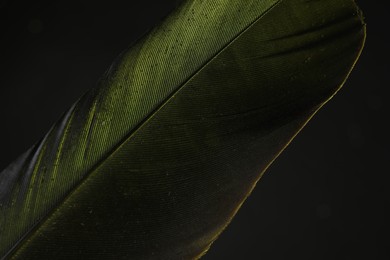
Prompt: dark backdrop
<box><xmin>0</xmin><ymin>0</ymin><xmax>388</xmax><ymax>259</ymax></box>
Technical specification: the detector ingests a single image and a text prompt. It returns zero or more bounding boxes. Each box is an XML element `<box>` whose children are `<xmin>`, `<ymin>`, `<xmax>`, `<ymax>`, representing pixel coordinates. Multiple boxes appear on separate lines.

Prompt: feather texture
<box><xmin>0</xmin><ymin>0</ymin><xmax>365</xmax><ymax>259</ymax></box>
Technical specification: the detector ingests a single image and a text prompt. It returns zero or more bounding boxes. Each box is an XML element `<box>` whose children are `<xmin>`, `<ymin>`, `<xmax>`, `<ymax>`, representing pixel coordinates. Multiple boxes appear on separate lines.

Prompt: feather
<box><xmin>0</xmin><ymin>0</ymin><xmax>365</xmax><ymax>259</ymax></box>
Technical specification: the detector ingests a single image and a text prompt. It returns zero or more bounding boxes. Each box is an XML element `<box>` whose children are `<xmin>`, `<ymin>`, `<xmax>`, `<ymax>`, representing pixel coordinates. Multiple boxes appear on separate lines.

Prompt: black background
<box><xmin>0</xmin><ymin>0</ymin><xmax>388</xmax><ymax>259</ymax></box>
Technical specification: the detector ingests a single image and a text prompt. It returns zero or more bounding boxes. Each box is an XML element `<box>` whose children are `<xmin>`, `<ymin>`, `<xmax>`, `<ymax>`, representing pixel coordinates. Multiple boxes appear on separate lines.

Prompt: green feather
<box><xmin>0</xmin><ymin>0</ymin><xmax>365</xmax><ymax>259</ymax></box>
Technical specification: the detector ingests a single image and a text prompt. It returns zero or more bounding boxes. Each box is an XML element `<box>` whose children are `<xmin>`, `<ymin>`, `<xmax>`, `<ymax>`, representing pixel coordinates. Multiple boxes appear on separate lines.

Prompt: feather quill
<box><xmin>0</xmin><ymin>0</ymin><xmax>365</xmax><ymax>259</ymax></box>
